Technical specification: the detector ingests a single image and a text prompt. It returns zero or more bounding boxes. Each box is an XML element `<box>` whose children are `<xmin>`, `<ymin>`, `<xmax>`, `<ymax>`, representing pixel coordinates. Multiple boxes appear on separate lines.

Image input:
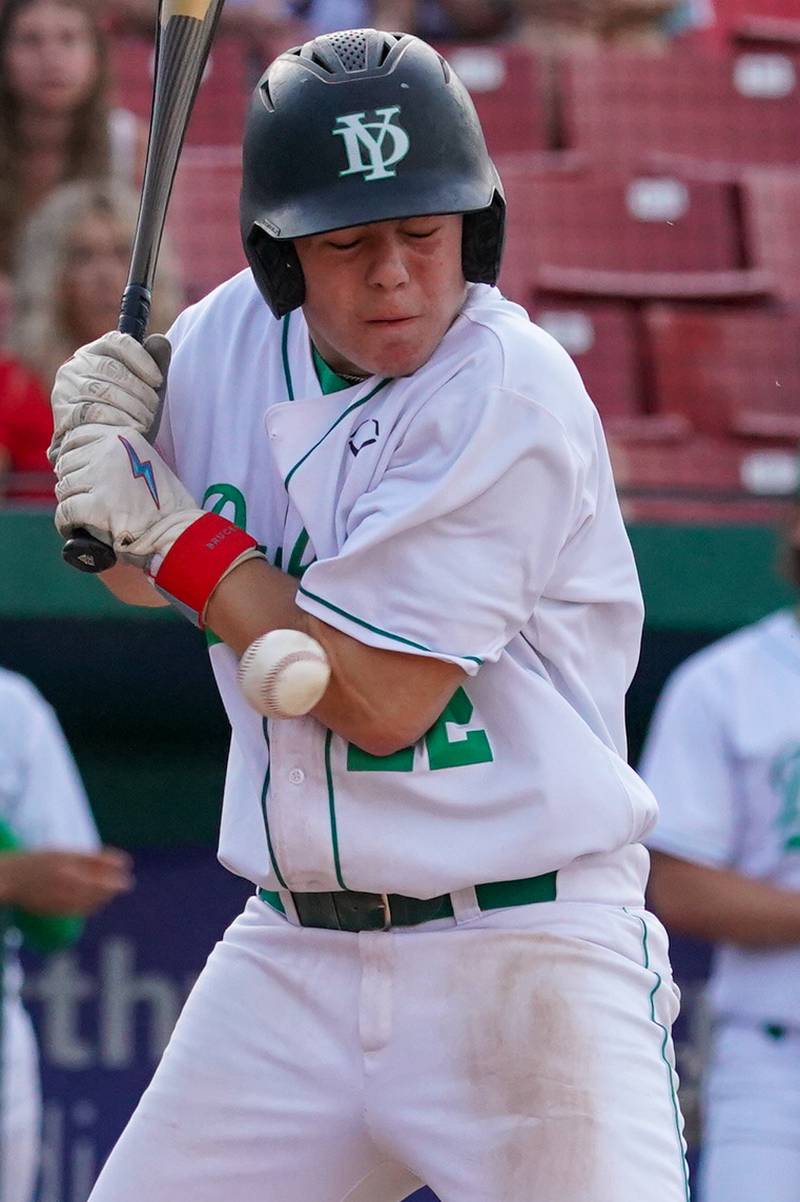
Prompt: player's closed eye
<box><xmin>327</xmin><ymin>237</ymin><xmax>362</xmax><ymax>251</ymax></box>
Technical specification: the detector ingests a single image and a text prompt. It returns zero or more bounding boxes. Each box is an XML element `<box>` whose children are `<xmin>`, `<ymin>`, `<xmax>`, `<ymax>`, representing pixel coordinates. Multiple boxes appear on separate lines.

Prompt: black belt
<box><xmin>258</xmin><ymin>872</ymin><xmax>557</xmax><ymax>932</ymax></box>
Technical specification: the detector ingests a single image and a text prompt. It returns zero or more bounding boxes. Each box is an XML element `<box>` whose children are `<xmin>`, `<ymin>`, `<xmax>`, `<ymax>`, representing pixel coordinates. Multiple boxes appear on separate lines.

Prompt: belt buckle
<box><xmin>378</xmin><ymin>893</ymin><xmax>391</xmax><ymax>930</ymax></box>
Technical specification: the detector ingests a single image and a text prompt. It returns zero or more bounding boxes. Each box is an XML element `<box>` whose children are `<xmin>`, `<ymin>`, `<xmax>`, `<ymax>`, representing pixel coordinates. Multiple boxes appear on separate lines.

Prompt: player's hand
<box><xmin>53</xmin><ymin>424</ymin><xmax>202</xmax><ymax>572</ymax></box>
<box><xmin>49</xmin><ymin>331</ymin><xmax>172</xmax><ymax>464</ymax></box>
<box><xmin>0</xmin><ymin>847</ymin><xmax>134</xmax><ymax>916</ymax></box>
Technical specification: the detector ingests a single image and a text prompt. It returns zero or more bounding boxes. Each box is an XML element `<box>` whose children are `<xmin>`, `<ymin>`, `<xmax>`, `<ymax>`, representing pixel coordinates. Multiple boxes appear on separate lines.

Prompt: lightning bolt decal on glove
<box><xmin>54</xmin><ymin>425</ymin><xmax>264</xmax><ymax>626</ymax></box>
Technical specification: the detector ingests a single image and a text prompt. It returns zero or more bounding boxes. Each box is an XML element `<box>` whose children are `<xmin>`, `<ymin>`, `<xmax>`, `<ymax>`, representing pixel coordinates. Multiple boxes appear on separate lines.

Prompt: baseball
<box><xmin>237</xmin><ymin>629</ymin><xmax>331</xmax><ymax>719</ymax></box>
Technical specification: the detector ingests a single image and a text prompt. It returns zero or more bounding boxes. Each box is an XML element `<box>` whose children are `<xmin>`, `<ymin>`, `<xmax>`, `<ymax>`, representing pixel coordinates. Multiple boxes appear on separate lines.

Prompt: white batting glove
<box><xmin>49</xmin><ymin>331</ymin><xmax>172</xmax><ymax>464</ymax></box>
<box><xmin>54</xmin><ymin>425</ymin><xmax>264</xmax><ymax>626</ymax></box>
<box><xmin>54</xmin><ymin>423</ymin><xmax>198</xmax><ymax>568</ymax></box>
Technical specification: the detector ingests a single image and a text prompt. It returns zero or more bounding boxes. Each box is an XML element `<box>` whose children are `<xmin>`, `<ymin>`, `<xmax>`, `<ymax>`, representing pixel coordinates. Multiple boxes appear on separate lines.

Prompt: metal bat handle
<box><xmin>61</xmin><ymin>288</ymin><xmax>152</xmax><ymax>572</ymax></box>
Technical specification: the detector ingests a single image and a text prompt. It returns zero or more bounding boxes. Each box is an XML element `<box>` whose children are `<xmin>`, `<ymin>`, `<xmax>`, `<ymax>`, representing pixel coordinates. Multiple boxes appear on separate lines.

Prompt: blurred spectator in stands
<box><xmin>0</xmin><ymin>666</ymin><xmax>133</xmax><ymax>1202</ymax></box>
<box><xmin>515</xmin><ymin>0</ymin><xmax>684</xmax><ymax>52</ymax></box>
<box><xmin>287</xmin><ymin>2</ymin><xmax>515</xmax><ymax>39</ymax></box>
<box><xmin>0</xmin><ymin>178</ymin><xmax>182</xmax><ymax>502</ymax></box>
<box><xmin>640</xmin><ymin>501</ymin><xmax>800</xmax><ymax>1202</ymax></box>
<box><xmin>0</xmin><ymin>0</ymin><xmax>147</xmax><ymax>284</ymax></box>
<box><xmin>99</xmin><ymin>0</ymin><xmax>301</xmax><ymax>45</ymax></box>
<box><xmin>663</xmin><ymin>0</ymin><xmax>715</xmax><ymax>39</ymax></box>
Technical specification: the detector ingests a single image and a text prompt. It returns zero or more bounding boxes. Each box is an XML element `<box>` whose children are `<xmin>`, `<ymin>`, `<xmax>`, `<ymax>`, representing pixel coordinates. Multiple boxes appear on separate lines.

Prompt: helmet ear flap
<box><xmin>246</xmin><ymin>227</ymin><xmax>306</xmax><ymax>318</ymax></box>
<box><xmin>462</xmin><ymin>192</ymin><xmax>506</xmax><ymax>285</ymax></box>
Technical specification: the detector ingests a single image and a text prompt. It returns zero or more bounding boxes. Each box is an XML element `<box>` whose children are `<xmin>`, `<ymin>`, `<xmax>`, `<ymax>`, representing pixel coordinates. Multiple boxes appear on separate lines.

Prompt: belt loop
<box><xmin>449</xmin><ymin>886</ymin><xmax>481</xmax><ymax>925</ymax></box>
<box><xmin>279</xmin><ymin>891</ymin><xmax>301</xmax><ymax>925</ymax></box>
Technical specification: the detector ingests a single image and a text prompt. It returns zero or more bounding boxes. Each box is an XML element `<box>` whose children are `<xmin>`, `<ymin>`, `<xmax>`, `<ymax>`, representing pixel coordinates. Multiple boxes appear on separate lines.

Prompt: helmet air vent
<box><xmin>327</xmin><ymin>30</ymin><xmax>368</xmax><ymax>72</ymax></box>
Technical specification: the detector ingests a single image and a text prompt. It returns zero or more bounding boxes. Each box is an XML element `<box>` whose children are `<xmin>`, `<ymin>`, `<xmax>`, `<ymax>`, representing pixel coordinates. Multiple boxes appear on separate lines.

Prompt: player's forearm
<box><xmin>648</xmin><ymin>852</ymin><xmax>800</xmax><ymax>947</ymax></box>
<box><xmin>205</xmin><ymin>557</ymin><xmax>463</xmax><ymax>756</ymax></box>
<box><xmin>101</xmin><ymin>562</ymin><xmax>170</xmax><ymax>607</ymax></box>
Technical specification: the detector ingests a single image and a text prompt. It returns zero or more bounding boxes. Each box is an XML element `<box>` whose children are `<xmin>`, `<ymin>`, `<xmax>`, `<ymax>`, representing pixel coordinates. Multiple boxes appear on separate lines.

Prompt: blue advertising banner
<box><xmin>20</xmin><ymin>849</ymin><xmax>439</xmax><ymax>1202</ymax></box>
<box><xmin>21</xmin><ymin>848</ymin><xmax>709</xmax><ymax>1202</ymax></box>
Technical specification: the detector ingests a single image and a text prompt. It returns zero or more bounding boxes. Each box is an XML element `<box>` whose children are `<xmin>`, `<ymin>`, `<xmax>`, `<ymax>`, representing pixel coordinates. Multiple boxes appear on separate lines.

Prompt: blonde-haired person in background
<box><xmin>0</xmin><ymin>0</ymin><xmax>148</xmax><ymax>299</ymax></box>
<box><xmin>0</xmin><ymin>178</ymin><xmax>183</xmax><ymax>501</ymax></box>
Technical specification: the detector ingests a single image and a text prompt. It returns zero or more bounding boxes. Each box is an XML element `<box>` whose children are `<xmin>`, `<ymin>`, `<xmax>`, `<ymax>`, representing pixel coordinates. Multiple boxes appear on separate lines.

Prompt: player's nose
<box><xmin>365</xmin><ymin>235</ymin><xmax>410</xmax><ymax>291</ymax></box>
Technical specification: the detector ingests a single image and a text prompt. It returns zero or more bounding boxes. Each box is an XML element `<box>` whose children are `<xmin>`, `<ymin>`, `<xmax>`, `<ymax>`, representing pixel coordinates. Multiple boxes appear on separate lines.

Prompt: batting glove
<box><xmin>49</xmin><ymin>331</ymin><xmax>172</xmax><ymax>464</ymax></box>
<box><xmin>54</xmin><ymin>425</ymin><xmax>263</xmax><ymax>626</ymax></box>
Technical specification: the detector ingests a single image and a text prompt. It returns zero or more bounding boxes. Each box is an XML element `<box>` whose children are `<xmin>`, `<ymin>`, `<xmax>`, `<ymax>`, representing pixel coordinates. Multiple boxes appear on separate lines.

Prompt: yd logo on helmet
<box><xmin>333</xmin><ymin>107</ymin><xmax>411</xmax><ymax>181</ymax></box>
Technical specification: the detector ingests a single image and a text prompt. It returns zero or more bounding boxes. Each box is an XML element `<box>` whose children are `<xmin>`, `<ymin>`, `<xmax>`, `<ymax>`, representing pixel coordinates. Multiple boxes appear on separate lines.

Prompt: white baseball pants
<box><xmin>87</xmin><ymin>895</ymin><xmax>690</xmax><ymax>1202</ymax></box>
<box><xmin>699</xmin><ymin>1021</ymin><xmax>800</xmax><ymax>1202</ymax></box>
<box><xmin>1</xmin><ymin>997</ymin><xmax>40</xmax><ymax>1202</ymax></box>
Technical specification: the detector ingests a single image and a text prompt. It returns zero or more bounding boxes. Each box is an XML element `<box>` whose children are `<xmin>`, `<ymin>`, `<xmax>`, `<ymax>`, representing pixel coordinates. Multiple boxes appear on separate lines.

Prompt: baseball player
<box><xmin>48</xmin><ymin>29</ymin><xmax>689</xmax><ymax>1202</ymax></box>
<box><xmin>0</xmin><ymin>668</ymin><xmax>132</xmax><ymax>1202</ymax></box>
<box><xmin>641</xmin><ymin>510</ymin><xmax>800</xmax><ymax>1202</ymax></box>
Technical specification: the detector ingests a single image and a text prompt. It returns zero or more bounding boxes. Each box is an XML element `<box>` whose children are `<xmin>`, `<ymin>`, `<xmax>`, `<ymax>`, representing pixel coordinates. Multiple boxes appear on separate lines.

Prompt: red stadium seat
<box><xmin>645</xmin><ymin>304</ymin><xmax>800</xmax><ymax>442</ymax></box>
<box><xmin>741</xmin><ymin>168</ymin><xmax>800</xmax><ymax>302</ymax></box>
<box><xmin>166</xmin><ymin>148</ymin><xmax>246</xmax><ymax>303</ymax></box>
<box><xmin>612</xmin><ymin>435</ymin><xmax>798</xmax><ymax>523</ymax></box>
<box><xmin>434</xmin><ymin>43</ymin><xmax>550</xmax><ymax>155</ymax></box>
<box><xmin>732</xmin><ymin>18</ymin><xmax>800</xmax><ymax>52</ymax></box>
<box><xmin>532</xmin><ymin>301</ymin><xmax>641</xmax><ymax>421</ymax></box>
<box><xmin>560</xmin><ymin>49</ymin><xmax>800</xmax><ymax>178</ymax></box>
<box><xmin>714</xmin><ymin>0</ymin><xmax>800</xmax><ymax>42</ymax></box>
<box><xmin>109</xmin><ymin>34</ymin><xmax>251</xmax><ymax>145</ymax></box>
<box><xmin>499</xmin><ymin>165</ymin><xmax>770</xmax><ymax>302</ymax></box>
<box><xmin>529</xmin><ymin>300</ymin><xmax>689</xmax><ymax>440</ymax></box>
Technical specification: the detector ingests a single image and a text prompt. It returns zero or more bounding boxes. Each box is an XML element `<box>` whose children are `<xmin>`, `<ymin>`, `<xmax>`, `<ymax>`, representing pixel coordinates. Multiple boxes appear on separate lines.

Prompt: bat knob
<box><xmin>62</xmin><ymin>529</ymin><xmax>118</xmax><ymax>574</ymax></box>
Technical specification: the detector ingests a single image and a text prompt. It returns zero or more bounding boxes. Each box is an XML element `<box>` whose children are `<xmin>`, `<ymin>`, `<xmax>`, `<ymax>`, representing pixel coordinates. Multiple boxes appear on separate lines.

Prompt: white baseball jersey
<box><xmin>0</xmin><ymin>669</ymin><xmax>99</xmax><ymax>1202</ymax></box>
<box><xmin>0</xmin><ymin>668</ymin><xmax>100</xmax><ymax>997</ymax></box>
<box><xmin>158</xmin><ymin>273</ymin><xmax>657</xmax><ymax>902</ymax></box>
<box><xmin>640</xmin><ymin>608</ymin><xmax>800</xmax><ymax>1026</ymax></box>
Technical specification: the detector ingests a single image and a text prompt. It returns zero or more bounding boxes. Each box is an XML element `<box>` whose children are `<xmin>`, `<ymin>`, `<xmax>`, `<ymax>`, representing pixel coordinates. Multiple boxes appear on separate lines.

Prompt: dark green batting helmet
<box><xmin>239</xmin><ymin>28</ymin><xmax>506</xmax><ymax>318</ymax></box>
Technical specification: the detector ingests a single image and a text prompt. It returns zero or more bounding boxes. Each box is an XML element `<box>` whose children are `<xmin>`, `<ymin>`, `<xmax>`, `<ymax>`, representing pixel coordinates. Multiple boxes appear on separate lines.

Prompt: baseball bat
<box><xmin>62</xmin><ymin>0</ymin><xmax>226</xmax><ymax>573</ymax></box>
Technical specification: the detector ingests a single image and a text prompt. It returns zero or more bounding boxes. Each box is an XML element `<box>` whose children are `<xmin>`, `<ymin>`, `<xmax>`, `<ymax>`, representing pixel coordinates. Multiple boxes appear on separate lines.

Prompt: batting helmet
<box><xmin>240</xmin><ymin>28</ymin><xmax>506</xmax><ymax>318</ymax></box>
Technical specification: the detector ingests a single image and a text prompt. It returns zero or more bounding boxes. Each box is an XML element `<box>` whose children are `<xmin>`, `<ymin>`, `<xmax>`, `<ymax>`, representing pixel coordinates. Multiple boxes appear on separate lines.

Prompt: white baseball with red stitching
<box><xmin>237</xmin><ymin>630</ymin><xmax>331</xmax><ymax>719</ymax></box>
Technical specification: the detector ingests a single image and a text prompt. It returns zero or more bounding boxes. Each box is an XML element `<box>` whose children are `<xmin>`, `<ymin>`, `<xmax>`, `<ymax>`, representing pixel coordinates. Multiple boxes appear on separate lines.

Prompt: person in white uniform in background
<box><xmin>641</xmin><ymin>504</ymin><xmax>800</xmax><ymax>1202</ymax></box>
<box><xmin>47</xmin><ymin>28</ymin><xmax>689</xmax><ymax>1202</ymax></box>
<box><xmin>0</xmin><ymin>668</ymin><xmax>132</xmax><ymax>1202</ymax></box>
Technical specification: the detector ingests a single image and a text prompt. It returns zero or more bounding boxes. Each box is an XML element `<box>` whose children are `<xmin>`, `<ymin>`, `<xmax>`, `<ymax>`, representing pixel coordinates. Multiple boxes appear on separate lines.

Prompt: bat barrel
<box><xmin>62</xmin><ymin>0</ymin><xmax>226</xmax><ymax>576</ymax></box>
<box><xmin>128</xmin><ymin>6</ymin><xmax>226</xmax><ymax>293</ymax></box>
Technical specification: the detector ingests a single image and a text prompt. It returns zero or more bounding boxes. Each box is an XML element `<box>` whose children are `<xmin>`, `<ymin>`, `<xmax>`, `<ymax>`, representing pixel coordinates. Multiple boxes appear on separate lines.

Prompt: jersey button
<box><xmin>288</xmin><ymin>768</ymin><xmax>305</xmax><ymax>785</ymax></box>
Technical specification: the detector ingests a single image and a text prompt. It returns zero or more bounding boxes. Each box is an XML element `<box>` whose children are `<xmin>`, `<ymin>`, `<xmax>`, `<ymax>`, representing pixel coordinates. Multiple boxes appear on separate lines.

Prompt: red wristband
<box><xmin>153</xmin><ymin>513</ymin><xmax>259</xmax><ymax>625</ymax></box>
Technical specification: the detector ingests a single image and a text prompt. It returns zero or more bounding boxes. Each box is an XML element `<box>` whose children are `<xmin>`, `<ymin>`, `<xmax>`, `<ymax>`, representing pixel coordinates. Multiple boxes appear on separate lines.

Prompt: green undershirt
<box><xmin>311</xmin><ymin>343</ymin><xmax>364</xmax><ymax>395</ymax></box>
<box><xmin>0</xmin><ymin>817</ymin><xmax>84</xmax><ymax>952</ymax></box>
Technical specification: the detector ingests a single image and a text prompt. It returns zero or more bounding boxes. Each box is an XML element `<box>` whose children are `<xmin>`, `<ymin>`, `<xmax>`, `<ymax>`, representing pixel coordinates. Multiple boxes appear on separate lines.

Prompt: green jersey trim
<box><xmin>627</xmin><ymin>908</ymin><xmax>691</xmax><ymax>1202</ymax></box>
<box><xmin>324</xmin><ymin>729</ymin><xmax>348</xmax><ymax>890</ymax></box>
<box><xmin>283</xmin><ymin>379</ymin><xmax>391</xmax><ymax>489</ymax></box>
<box><xmin>281</xmin><ymin>313</ymin><xmax>295</xmax><ymax>401</ymax></box>
<box><xmin>298</xmin><ymin>583</ymin><xmax>483</xmax><ymax>666</ymax></box>
<box><xmin>260</xmin><ymin>720</ymin><xmax>287</xmax><ymax>888</ymax></box>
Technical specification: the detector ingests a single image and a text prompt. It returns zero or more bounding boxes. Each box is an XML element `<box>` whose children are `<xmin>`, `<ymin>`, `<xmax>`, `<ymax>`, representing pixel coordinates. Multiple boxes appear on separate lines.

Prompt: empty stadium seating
<box><xmin>714</xmin><ymin>0</ymin><xmax>800</xmax><ymax>44</ymax></box>
<box><xmin>560</xmin><ymin>49</ymin><xmax>800</xmax><ymax>178</ymax></box>
<box><xmin>435</xmin><ymin>43</ymin><xmax>550</xmax><ymax>155</ymax></box>
<box><xmin>499</xmin><ymin>164</ymin><xmax>771</xmax><ymax>303</ymax></box>
<box><xmin>741</xmin><ymin>168</ymin><xmax>800</xmax><ymax>302</ymax></box>
<box><xmin>645</xmin><ymin>305</ymin><xmax>800</xmax><ymax>442</ymax></box>
<box><xmin>611</xmin><ymin>435</ymin><xmax>798</xmax><ymax>523</ymax></box>
<box><xmin>529</xmin><ymin>300</ymin><xmax>690</xmax><ymax>440</ymax></box>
